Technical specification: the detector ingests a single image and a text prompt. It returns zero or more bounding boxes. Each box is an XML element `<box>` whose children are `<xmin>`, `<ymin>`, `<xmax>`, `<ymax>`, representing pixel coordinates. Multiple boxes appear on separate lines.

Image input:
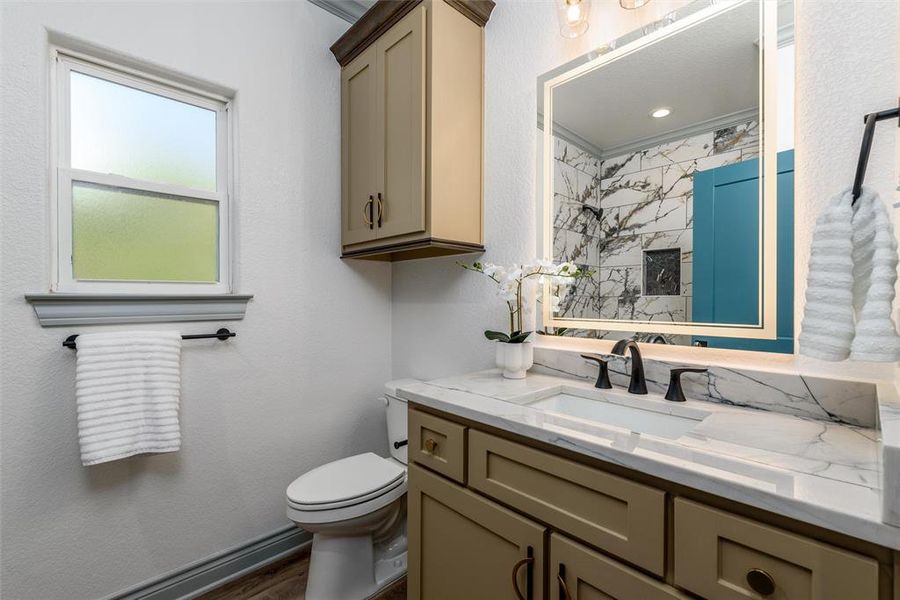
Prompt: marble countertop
<box><xmin>398</xmin><ymin>369</ymin><xmax>900</xmax><ymax>550</ymax></box>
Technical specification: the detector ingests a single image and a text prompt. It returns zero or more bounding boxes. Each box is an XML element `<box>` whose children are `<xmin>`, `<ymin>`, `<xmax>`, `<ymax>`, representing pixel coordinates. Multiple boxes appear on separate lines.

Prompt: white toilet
<box><xmin>286</xmin><ymin>380</ymin><xmax>417</xmax><ymax>600</ymax></box>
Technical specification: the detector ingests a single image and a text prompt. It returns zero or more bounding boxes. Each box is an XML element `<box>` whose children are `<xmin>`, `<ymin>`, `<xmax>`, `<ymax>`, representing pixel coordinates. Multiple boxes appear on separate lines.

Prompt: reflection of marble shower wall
<box><xmin>553</xmin><ymin>120</ymin><xmax>759</xmax><ymax>333</ymax></box>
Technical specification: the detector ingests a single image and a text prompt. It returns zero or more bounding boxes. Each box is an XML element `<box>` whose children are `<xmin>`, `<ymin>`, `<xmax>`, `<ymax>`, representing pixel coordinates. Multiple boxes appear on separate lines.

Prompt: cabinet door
<box><xmin>408</xmin><ymin>464</ymin><xmax>546</xmax><ymax>600</ymax></box>
<box><xmin>341</xmin><ymin>44</ymin><xmax>378</xmax><ymax>245</ymax></box>
<box><xmin>550</xmin><ymin>534</ymin><xmax>689</xmax><ymax>600</ymax></box>
<box><xmin>374</xmin><ymin>4</ymin><xmax>425</xmax><ymax>240</ymax></box>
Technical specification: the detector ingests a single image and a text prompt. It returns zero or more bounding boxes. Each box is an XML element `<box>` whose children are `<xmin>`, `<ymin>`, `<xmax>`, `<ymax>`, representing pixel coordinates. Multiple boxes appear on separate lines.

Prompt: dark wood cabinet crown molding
<box><xmin>330</xmin><ymin>0</ymin><xmax>495</xmax><ymax>67</ymax></box>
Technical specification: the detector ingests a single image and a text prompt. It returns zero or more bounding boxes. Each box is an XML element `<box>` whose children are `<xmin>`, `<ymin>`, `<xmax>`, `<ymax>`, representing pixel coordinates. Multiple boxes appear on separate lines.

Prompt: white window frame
<box><xmin>50</xmin><ymin>47</ymin><xmax>233</xmax><ymax>295</ymax></box>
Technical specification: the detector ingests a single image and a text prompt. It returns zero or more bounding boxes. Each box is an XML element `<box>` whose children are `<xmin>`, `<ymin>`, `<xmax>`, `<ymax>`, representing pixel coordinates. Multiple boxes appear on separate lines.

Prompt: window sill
<box><xmin>24</xmin><ymin>293</ymin><xmax>253</xmax><ymax>327</ymax></box>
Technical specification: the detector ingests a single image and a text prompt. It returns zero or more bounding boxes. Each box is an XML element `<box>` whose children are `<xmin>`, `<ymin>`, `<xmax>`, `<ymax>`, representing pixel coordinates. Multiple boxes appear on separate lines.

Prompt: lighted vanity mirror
<box><xmin>538</xmin><ymin>0</ymin><xmax>795</xmax><ymax>353</ymax></box>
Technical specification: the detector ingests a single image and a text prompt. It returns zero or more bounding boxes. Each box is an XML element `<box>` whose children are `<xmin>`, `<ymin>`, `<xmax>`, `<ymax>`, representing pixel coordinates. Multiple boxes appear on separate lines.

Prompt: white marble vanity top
<box><xmin>398</xmin><ymin>369</ymin><xmax>900</xmax><ymax>550</ymax></box>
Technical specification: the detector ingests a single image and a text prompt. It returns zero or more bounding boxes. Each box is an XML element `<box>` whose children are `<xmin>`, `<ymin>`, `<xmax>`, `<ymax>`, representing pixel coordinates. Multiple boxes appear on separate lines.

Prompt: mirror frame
<box><xmin>539</xmin><ymin>0</ymin><xmax>781</xmax><ymax>340</ymax></box>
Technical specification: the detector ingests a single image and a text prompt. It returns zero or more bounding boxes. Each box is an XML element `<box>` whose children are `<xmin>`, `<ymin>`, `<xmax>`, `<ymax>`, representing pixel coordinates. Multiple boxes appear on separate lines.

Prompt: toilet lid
<box><xmin>286</xmin><ymin>453</ymin><xmax>405</xmax><ymax>509</ymax></box>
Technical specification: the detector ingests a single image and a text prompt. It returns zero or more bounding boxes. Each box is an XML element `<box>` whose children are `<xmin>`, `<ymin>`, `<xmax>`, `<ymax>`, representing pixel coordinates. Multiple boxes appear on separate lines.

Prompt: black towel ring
<box><xmin>850</xmin><ymin>99</ymin><xmax>899</xmax><ymax>206</ymax></box>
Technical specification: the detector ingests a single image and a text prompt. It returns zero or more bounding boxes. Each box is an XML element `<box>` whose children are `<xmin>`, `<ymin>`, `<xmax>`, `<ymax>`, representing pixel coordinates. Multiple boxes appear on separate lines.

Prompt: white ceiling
<box><xmin>552</xmin><ymin>1</ymin><xmax>761</xmax><ymax>156</ymax></box>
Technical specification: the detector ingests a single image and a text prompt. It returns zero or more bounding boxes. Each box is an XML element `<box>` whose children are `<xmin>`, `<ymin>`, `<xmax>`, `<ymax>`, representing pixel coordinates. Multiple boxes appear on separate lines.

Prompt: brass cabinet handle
<box><xmin>423</xmin><ymin>438</ymin><xmax>438</xmax><ymax>453</ymax></box>
<box><xmin>511</xmin><ymin>547</ymin><xmax>534</xmax><ymax>600</ymax></box>
<box><xmin>376</xmin><ymin>192</ymin><xmax>384</xmax><ymax>227</ymax></box>
<box><xmin>557</xmin><ymin>563</ymin><xmax>571</xmax><ymax>599</ymax></box>
<box><xmin>363</xmin><ymin>195</ymin><xmax>374</xmax><ymax>228</ymax></box>
<box><xmin>746</xmin><ymin>568</ymin><xmax>776</xmax><ymax>596</ymax></box>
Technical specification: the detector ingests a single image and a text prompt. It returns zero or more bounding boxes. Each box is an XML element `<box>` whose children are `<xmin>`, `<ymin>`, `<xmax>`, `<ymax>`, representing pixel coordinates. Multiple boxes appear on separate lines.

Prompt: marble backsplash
<box><xmin>532</xmin><ymin>347</ymin><xmax>878</xmax><ymax>428</ymax></box>
<box><xmin>552</xmin><ymin>119</ymin><xmax>760</xmax><ymax>335</ymax></box>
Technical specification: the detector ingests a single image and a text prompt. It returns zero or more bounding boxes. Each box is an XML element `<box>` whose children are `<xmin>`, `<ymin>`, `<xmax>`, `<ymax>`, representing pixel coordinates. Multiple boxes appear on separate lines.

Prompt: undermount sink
<box><xmin>525</xmin><ymin>389</ymin><xmax>708</xmax><ymax>440</ymax></box>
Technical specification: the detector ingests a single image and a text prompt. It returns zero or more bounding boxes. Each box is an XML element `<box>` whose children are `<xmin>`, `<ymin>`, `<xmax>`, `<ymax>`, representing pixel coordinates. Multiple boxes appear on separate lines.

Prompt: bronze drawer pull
<box><xmin>423</xmin><ymin>438</ymin><xmax>438</xmax><ymax>453</ymax></box>
<box><xmin>511</xmin><ymin>546</ymin><xmax>534</xmax><ymax>600</ymax></box>
<box><xmin>557</xmin><ymin>563</ymin><xmax>571</xmax><ymax>599</ymax></box>
<box><xmin>746</xmin><ymin>568</ymin><xmax>776</xmax><ymax>596</ymax></box>
<box><xmin>363</xmin><ymin>195</ymin><xmax>374</xmax><ymax>229</ymax></box>
<box><xmin>376</xmin><ymin>192</ymin><xmax>384</xmax><ymax>227</ymax></box>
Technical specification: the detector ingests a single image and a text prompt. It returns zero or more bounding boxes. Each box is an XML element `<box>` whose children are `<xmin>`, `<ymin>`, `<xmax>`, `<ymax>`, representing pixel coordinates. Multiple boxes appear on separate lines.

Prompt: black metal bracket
<box><xmin>851</xmin><ymin>99</ymin><xmax>900</xmax><ymax>204</ymax></box>
<box><xmin>63</xmin><ymin>327</ymin><xmax>236</xmax><ymax>349</ymax></box>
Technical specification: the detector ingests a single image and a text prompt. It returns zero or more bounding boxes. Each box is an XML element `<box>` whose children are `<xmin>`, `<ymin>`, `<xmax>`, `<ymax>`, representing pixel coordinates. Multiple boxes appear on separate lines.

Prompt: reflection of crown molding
<box><xmin>537</xmin><ymin>111</ymin><xmax>605</xmax><ymax>160</ymax></box>
<box><xmin>757</xmin><ymin>21</ymin><xmax>794</xmax><ymax>48</ymax></box>
<box><xmin>778</xmin><ymin>22</ymin><xmax>794</xmax><ymax>47</ymax></box>
<box><xmin>308</xmin><ymin>0</ymin><xmax>371</xmax><ymax>23</ymax></box>
<box><xmin>539</xmin><ymin>107</ymin><xmax>758</xmax><ymax>162</ymax></box>
<box><xmin>594</xmin><ymin>107</ymin><xmax>759</xmax><ymax>161</ymax></box>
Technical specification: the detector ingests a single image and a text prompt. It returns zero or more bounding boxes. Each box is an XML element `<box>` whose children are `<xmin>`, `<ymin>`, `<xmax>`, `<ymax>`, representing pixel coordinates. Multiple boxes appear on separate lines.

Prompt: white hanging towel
<box><xmin>799</xmin><ymin>186</ymin><xmax>900</xmax><ymax>362</ymax></box>
<box><xmin>75</xmin><ymin>331</ymin><xmax>182</xmax><ymax>465</ymax></box>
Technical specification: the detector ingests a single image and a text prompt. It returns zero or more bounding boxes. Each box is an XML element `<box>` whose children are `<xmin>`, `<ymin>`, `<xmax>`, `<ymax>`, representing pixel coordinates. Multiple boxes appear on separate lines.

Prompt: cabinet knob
<box><xmin>424</xmin><ymin>438</ymin><xmax>438</xmax><ymax>453</ymax></box>
<box><xmin>746</xmin><ymin>568</ymin><xmax>775</xmax><ymax>596</ymax></box>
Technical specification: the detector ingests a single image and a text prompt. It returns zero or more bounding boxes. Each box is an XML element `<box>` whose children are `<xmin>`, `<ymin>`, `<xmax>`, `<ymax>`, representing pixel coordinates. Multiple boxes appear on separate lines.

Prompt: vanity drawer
<box><xmin>674</xmin><ymin>498</ymin><xmax>879</xmax><ymax>600</ymax></box>
<box><xmin>409</xmin><ymin>409</ymin><xmax>467</xmax><ymax>484</ymax></box>
<box><xmin>468</xmin><ymin>429</ymin><xmax>666</xmax><ymax>575</ymax></box>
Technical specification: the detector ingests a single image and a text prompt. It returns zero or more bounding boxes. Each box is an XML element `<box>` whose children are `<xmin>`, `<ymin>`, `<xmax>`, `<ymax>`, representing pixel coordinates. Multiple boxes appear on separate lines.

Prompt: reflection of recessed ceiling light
<box><xmin>650</xmin><ymin>107</ymin><xmax>672</xmax><ymax>119</ymax></box>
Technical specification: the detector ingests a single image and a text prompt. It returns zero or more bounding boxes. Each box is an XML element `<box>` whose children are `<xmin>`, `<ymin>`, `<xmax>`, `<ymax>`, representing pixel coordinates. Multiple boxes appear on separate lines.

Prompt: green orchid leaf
<box><xmin>484</xmin><ymin>330</ymin><xmax>510</xmax><ymax>343</ymax></box>
<box><xmin>508</xmin><ymin>331</ymin><xmax>533</xmax><ymax>344</ymax></box>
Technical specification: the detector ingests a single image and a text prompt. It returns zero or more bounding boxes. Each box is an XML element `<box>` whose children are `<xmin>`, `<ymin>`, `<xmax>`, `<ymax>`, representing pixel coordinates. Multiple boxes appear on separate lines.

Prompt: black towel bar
<box><xmin>63</xmin><ymin>328</ymin><xmax>236</xmax><ymax>349</ymax></box>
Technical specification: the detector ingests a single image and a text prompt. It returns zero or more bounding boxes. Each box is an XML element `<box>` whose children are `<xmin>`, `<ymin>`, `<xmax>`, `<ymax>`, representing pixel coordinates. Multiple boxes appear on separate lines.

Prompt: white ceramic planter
<box><xmin>495</xmin><ymin>341</ymin><xmax>534</xmax><ymax>379</ymax></box>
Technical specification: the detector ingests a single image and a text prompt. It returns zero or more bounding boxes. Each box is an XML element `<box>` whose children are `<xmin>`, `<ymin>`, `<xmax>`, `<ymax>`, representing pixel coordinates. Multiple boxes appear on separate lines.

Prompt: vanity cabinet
<box><xmin>408</xmin><ymin>407</ymin><xmax>896</xmax><ymax>600</ymax></box>
<box><xmin>331</xmin><ymin>0</ymin><xmax>492</xmax><ymax>261</ymax></box>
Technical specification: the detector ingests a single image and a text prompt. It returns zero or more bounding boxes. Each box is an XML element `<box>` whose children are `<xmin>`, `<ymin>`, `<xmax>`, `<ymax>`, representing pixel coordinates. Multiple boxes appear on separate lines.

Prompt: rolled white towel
<box><xmin>798</xmin><ymin>190</ymin><xmax>856</xmax><ymax>360</ymax></box>
<box><xmin>75</xmin><ymin>331</ymin><xmax>182</xmax><ymax>465</ymax></box>
<box><xmin>800</xmin><ymin>186</ymin><xmax>900</xmax><ymax>362</ymax></box>
<box><xmin>849</xmin><ymin>187</ymin><xmax>900</xmax><ymax>361</ymax></box>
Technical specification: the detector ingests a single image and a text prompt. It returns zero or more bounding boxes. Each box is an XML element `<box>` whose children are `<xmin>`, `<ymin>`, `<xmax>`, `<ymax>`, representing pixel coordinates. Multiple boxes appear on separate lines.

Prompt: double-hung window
<box><xmin>52</xmin><ymin>49</ymin><xmax>231</xmax><ymax>294</ymax></box>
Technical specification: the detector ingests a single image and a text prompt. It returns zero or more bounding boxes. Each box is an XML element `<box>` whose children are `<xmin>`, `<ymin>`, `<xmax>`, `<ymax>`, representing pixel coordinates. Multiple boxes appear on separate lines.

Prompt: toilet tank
<box><xmin>383</xmin><ymin>379</ymin><xmax>419</xmax><ymax>465</ymax></box>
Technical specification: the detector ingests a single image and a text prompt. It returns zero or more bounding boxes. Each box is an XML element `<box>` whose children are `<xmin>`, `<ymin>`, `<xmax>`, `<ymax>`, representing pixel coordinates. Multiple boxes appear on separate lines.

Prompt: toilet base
<box><xmin>305</xmin><ymin>532</ymin><xmax>407</xmax><ymax>600</ymax></box>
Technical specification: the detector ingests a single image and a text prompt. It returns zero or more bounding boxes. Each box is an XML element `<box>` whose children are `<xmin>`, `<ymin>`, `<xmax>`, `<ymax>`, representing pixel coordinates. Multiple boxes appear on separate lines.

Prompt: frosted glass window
<box><xmin>70</xmin><ymin>71</ymin><xmax>217</xmax><ymax>191</ymax></box>
<box><xmin>72</xmin><ymin>183</ymin><xmax>218</xmax><ymax>282</ymax></box>
<box><xmin>54</xmin><ymin>52</ymin><xmax>230</xmax><ymax>293</ymax></box>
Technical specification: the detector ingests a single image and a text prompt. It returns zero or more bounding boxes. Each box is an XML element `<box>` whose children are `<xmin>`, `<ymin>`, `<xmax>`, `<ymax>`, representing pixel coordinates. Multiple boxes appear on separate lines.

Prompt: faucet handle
<box><xmin>665</xmin><ymin>368</ymin><xmax>708</xmax><ymax>402</ymax></box>
<box><xmin>580</xmin><ymin>354</ymin><xmax>612</xmax><ymax>389</ymax></box>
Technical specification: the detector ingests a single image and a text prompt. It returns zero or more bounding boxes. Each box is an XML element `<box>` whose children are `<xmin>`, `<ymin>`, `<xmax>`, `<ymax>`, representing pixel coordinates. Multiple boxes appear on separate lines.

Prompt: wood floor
<box><xmin>198</xmin><ymin>547</ymin><xmax>406</xmax><ymax>600</ymax></box>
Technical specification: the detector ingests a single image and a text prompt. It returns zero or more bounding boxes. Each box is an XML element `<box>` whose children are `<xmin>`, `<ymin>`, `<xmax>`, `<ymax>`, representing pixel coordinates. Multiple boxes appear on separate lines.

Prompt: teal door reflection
<box><xmin>691</xmin><ymin>150</ymin><xmax>794</xmax><ymax>353</ymax></box>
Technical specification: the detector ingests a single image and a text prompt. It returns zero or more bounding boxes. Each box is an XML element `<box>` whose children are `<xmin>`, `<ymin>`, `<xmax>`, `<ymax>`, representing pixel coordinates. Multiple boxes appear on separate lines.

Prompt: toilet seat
<box><xmin>287</xmin><ymin>453</ymin><xmax>406</xmax><ymax>515</ymax></box>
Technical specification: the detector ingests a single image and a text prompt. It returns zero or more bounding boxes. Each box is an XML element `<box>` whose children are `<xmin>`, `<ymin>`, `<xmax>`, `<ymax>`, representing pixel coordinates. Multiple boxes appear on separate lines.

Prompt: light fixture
<box><xmin>650</xmin><ymin>107</ymin><xmax>672</xmax><ymax>119</ymax></box>
<box><xmin>557</xmin><ymin>0</ymin><xmax>591</xmax><ymax>39</ymax></box>
<box><xmin>620</xmin><ymin>0</ymin><xmax>651</xmax><ymax>9</ymax></box>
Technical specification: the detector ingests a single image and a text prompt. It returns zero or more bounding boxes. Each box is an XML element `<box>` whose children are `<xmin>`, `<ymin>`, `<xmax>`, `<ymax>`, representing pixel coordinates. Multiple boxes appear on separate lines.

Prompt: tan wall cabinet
<box><xmin>332</xmin><ymin>0</ymin><xmax>492</xmax><ymax>261</ymax></box>
<box><xmin>408</xmin><ymin>407</ymin><xmax>897</xmax><ymax>600</ymax></box>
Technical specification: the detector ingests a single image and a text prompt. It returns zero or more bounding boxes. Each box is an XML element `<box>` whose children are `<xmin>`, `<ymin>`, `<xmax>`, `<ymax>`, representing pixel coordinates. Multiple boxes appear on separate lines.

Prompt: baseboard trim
<box><xmin>105</xmin><ymin>526</ymin><xmax>311</xmax><ymax>600</ymax></box>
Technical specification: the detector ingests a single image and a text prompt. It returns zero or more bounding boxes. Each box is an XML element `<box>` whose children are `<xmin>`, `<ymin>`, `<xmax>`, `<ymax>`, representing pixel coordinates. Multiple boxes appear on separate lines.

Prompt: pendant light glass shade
<box><xmin>557</xmin><ymin>0</ymin><xmax>591</xmax><ymax>39</ymax></box>
<box><xmin>619</xmin><ymin>0</ymin><xmax>650</xmax><ymax>8</ymax></box>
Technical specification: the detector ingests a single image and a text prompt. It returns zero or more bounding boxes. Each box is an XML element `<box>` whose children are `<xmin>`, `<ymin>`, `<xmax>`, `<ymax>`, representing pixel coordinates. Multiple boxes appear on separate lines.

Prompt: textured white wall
<box><xmin>392</xmin><ymin>0</ymin><xmax>898</xmax><ymax>381</ymax></box>
<box><xmin>0</xmin><ymin>3</ymin><xmax>394</xmax><ymax>599</ymax></box>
